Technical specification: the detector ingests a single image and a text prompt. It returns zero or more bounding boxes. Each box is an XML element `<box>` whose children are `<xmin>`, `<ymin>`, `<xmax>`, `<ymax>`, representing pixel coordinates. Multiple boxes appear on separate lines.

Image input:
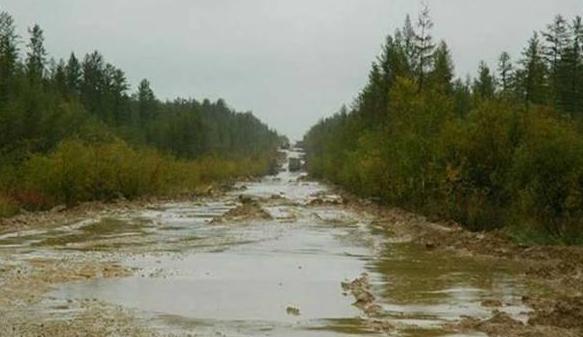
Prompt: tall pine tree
<box><xmin>414</xmin><ymin>5</ymin><xmax>435</xmax><ymax>91</ymax></box>
<box><xmin>0</xmin><ymin>12</ymin><xmax>19</xmax><ymax>104</ymax></box>
<box><xmin>26</xmin><ymin>24</ymin><xmax>46</xmax><ymax>82</ymax></box>
<box><xmin>517</xmin><ymin>32</ymin><xmax>548</xmax><ymax>108</ymax></box>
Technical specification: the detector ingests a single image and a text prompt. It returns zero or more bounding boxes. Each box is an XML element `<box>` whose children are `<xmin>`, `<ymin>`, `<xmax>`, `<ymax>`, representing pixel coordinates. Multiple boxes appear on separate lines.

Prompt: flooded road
<box><xmin>0</xmin><ymin>150</ymin><xmax>532</xmax><ymax>337</ymax></box>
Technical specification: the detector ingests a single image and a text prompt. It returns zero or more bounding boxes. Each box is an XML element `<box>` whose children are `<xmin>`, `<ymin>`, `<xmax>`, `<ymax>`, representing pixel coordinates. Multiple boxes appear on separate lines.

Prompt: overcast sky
<box><xmin>2</xmin><ymin>1</ymin><xmax>582</xmax><ymax>139</ymax></box>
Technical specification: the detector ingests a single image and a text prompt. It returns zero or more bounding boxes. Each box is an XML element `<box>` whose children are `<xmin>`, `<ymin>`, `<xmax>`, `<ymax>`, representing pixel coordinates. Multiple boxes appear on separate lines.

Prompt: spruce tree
<box><xmin>0</xmin><ymin>11</ymin><xmax>19</xmax><ymax>103</ymax></box>
<box><xmin>543</xmin><ymin>15</ymin><xmax>571</xmax><ymax>111</ymax></box>
<box><xmin>52</xmin><ymin>59</ymin><xmax>67</xmax><ymax>95</ymax></box>
<box><xmin>414</xmin><ymin>5</ymin><xmax>435</xmax><ymax>91</ymax></box>
<box><xmin>497</xmin><ymin>52</ymin><xmax>513</xmax><ymax>95</ymax></box>
<box><xmin>543</xmin><ymin>15</ymin><xmax>570</xmax><ymax>72</ymax></box>
<box><xmin>81</xmin><ymin>51</ymin><xmax>105</xmax><ymax>117</ymax></box>
<box><xmin>429</xmin><ymin>41</ymin><xmax>454</xmax><ymax>94</ymax></box>
<box><xmin>26</xmin><ymin>24</ymin><xmax>46</xmax><ymax>81</ymax></box>
<box><xmin>137</xmin><ymin>79</ymin><xmax>156</xmax><ymax>123</ymax></box>
<box><xmin>402</xmin><ymin>14</ymin><xmax>417</xmax><ymax>70</ymax></box>
<box><xmin>473</xmin><ymin>61</ymin><xmax>496</xmax><ymax>99</ymax></box>
<box><xmin>65</xmin><ymin>53</ymin><xmax>82</xmax><ymax>96</ymax></box>
<box><xmin>518</xmin><ymin>32</ymin><xmax>548</xmax><ymax>108</ymax></box>
<box><xmin>565</xmin><ymin>16</ymin><xmax>583</xmax><ymax>118</ymax></box>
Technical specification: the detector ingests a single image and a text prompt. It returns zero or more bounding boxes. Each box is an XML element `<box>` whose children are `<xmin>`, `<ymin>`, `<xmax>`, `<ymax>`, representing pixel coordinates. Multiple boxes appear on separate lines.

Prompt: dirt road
<box><xmin>0</xmin><ymin>150</ymin><xmax>581</xmax><ymax>337</ymax></box>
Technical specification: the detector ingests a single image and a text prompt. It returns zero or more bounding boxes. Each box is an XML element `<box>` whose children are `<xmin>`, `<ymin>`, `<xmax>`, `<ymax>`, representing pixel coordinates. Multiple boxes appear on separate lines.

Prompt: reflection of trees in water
<box><xmin>369</xmin><ymin>242</ymin><xmax>524</xmax><ymax>306</ymax></box>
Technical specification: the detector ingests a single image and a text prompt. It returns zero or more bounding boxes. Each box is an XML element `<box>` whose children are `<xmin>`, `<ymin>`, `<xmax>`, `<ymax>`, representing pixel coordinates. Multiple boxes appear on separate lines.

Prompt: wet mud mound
<box><xmin>528</xmin><ymin>296</ymin><xmax>583</xmax><ymax>330</ymax></box>
<box><xmin>212</xmin><ymin>196</ymin><xmax>272</xmax><ymax>223</ymax></box>
<box><xmin>341</xmin><ymin>274</ymin><xmax>393</xmax><ymax>333</ymax></box>
<box><xmin>450</xmin><ymin>310</ymin><xmax>582</xmax><ymax>337</ymax></box>
<box><xmin>308</xmin><ymin>194</ymin><xmax>345</xmax><ymax>206</ymax></box>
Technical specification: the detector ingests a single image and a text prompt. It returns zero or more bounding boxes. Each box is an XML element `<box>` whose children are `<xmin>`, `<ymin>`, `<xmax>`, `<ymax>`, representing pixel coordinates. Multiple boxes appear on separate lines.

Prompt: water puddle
<box><xmin>1</xmin><ymin>149</ymin><xmax>533</xmax><ymax>336</ymax></box>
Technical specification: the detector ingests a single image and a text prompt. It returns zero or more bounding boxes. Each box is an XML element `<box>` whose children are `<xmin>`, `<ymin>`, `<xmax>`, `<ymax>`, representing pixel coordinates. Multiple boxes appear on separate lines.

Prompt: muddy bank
<box><xmin>340</xmin><ymin>190</ymin><xmax>583</xmax><ymax>336</ymax></box>
<box><xmin>0</xmin><ymin>252</ymin><xmax>147</xmax><ymax>337</ymax></box>
<box><xmin>0</xmin><ymin>182</ymin><xmax>236</xmax><ymax>235</ymax></box>
<box><xmin>0</xmin><ymin>184</ymin><xmax>240</xmax><ymax>337</ymax></box>
<box><xmin>0</xmin><ymin>303</ymin><xmax>153</xmax><ymax>337</ymax></box>
<box><xmin>446</xmin><ymin>309</ymin><xmax>581</xmax><ymax>337</ymax></box>
<box><xmin>1</xmin><ymin>157</ymin><xmax>582</xmax><ymax>337</ymax></box>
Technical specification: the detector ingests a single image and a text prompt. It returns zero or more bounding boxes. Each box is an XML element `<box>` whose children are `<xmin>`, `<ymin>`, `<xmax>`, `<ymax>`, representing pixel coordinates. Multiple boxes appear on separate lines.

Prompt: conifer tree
<box><xmin>137</xmin><ymin>79</ymin><xmax>157</xmax><ymax>123</ymax></box>
<box><xmin>81</xmin><ymin>51</ymin><xmax>105</xmax><ymax>116</ymax></box>
<box><xmin>452</xmin><ymin>78</ymin><xmax>472</xmax><ymax>118</ymax></box>
<box><xmin>543</xmin><ymin>15</ymin><xmax>571</xmax><ymax>111</ymax></box>
<box><xmin>497</xmin><ymin>52</ymin><xmax>513</xmax><ymax>95</ymax></box>
<box><xmin>429</xmin><ymin>41</ymin><xmax>454</xmax><ymax>94</ymax></box>
<box><xmin>517</xmin><ymin>32</ymin><xmax>548</xmax><ymax>108</ymax></box>
<box><xmin>26</xmin><ymin>24</ymin><xmax>46</xmax><ymax>81</ymax></box>
<box><xmin>52</xmin><ymin>59</ymin><xmax>67</xmax><ymax>95</ymax></box>
<box><xmin>65</xmin><ymin>53</ymin><xmax>82</xmax><ymax>96</ymax></box>
<box><xmin>473</xmin><ymin>61</ymin><xmax>496</xmax><ymax>98</ymax></box>
<box><xmin>543</xmin><ymin>15</ymin><xmax>570</xmax><ymax>73</ymax></box>
<box><xmin>402</xmin><ymin>14</ymin><xmax>418</xmax><ymax>70</ymax></box>
<box><xmin>414</xmin><ymin>5</ymin><xmax>435</xmax><ymax>91</ymax></box>
<box><xmin>562</xmin><ymin>16</ymin><xmax>583</xmax><ymax>117</ymax></box>
<box><xmin>0</xmin><ymin>11</ymin><xmax>19</xmax><ymax>103</ymax></box>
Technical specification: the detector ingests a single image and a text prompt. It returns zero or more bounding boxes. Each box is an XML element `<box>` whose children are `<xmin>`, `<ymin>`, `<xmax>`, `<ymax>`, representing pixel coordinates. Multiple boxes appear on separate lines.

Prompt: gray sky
<box><xmin>2</xmin><ymin>1</ymin><xmax>582</xmax><ymax>139</ymax></box>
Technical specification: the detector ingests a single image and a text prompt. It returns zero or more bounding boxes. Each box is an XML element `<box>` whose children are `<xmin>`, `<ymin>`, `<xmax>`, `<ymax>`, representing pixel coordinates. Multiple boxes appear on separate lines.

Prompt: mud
<box><xmin>211</xmin><ymin>197</ymin><xmax>272</xmax><ymax>223</ymax></box>
<box><xmin>528</xmin><ymin>296</ymin><xmax>583</xmax><ymax>329</ymax></box>
<box><xmin>344</xmin><ymin>193</ymin><xmax>583</xmax><ymax>337</ymax></box>
<box><xmin>0</xmin><ymin>149</ymin><xmax>582</xmax><ymax>337</ymax></box>
<box><xmin>449</xmin><ymin>310</ymin><xmax>581</xmax><ymax>337</ymax></box>
<box><xmin>341</xmin><ymin>273</ymin><xmax>383</xmax><ymax>317</ymax></box>
<box><xmin>0</xmin><ymin>303</ymin><xmax>153</xmax><ymax>337</ymax></box>
<box><xmin>0</xmin><ymin>252</ymin><xmax>146</xmax><ymax>337</ymax></box>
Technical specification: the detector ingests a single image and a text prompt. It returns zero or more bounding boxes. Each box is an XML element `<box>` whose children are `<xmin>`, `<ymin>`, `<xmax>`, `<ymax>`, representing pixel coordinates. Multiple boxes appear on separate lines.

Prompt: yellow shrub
<box><xmin>11</xmin><ymin>138</ymin><xmax>275</xmax><ymax>208</ymax></box>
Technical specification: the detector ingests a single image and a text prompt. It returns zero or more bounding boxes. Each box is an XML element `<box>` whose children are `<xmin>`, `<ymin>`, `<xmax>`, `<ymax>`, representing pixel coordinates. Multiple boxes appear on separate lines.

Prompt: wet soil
<box><xmin>0</xmin><ymin>149</ymin><xmax>581</xmax><ymax>337</ymax></box>
<box><xmin>344</xmin><ymin>194</ymin><xmax>583</xmax><ymax>336</ymax></box>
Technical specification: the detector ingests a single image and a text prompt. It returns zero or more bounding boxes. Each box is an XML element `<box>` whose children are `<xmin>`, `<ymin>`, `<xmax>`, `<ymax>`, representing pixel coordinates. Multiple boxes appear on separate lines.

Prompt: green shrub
<box><xmin>6</xmin><ymin>138</ymin><xmax>276</xmax><ymax>209</ymax></box>
<box><xmin>306</xmin><ymin>93</ymin><xmax>583</xmax><ymax>243</ymax></box>
<box><xmin>0</xmin><ymin>194</ymin><xmax>19</xmax><ymax>218</ymax></box>
<box><xmin>509</xmin><ymin>110</ymin><xmax>583</xmax><ymax>242</ymax></box>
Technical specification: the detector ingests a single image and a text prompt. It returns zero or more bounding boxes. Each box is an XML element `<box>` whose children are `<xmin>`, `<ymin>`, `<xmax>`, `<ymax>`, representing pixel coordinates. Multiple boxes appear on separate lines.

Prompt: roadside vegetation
<box><xmin>0</xmin><ymin>11</ymin><xmax>282</xmax><ymax>216</ymax></box>
<box><xmin>304</xmin><ymin>9</ymin><xmax>583</xmax><ymax>244</ymax></box>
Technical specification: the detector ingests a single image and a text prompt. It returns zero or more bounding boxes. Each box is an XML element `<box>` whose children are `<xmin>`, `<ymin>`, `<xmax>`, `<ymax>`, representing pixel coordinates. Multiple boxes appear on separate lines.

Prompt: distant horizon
<box><xmin>2</xmin><ymin>0</ymin><xmax>582</xmax><ymax>138</ymax></box>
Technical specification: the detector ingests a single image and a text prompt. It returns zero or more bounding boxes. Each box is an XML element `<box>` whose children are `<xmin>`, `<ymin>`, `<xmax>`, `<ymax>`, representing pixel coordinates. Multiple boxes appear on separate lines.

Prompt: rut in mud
<box><xmin>0</xmin><ymin>149</ymin><xmax>575</xmax><ymax>337</ymax></box>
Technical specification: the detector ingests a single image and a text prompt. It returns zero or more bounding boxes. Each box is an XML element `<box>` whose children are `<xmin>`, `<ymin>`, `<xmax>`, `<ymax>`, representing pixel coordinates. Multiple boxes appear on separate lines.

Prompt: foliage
<box><xmin>0</xmin><ymin>10</ymin><xmax>281</xmax><ymax>215</ymax></box>
<box><xmin>304</xmin><ymin>10</ymin><xmax>583</xmax><ymax>243</ymax></box>
<box><xmin>0</xmin><ymin>194</ymin><xmax>18</xmax><ymax>218</ymax></box>
<box><xmin>2</xmin><ymin>139</ymin><xmax>274</xmax><ymax>210</ymax></box>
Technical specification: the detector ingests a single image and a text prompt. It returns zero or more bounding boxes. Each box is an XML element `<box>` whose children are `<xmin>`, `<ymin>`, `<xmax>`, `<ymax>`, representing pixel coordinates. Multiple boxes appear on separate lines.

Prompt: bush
<box><xmin>0</xmin><ymin>137</ymin><xmax>276</xmax><ymax>211</ymax></box>
<box><xmin>305</xmin><ymin>93</ymin><xmax>583</xmax><ymax>243</ymax></box>
<box><xmin>436</xmin><ymin>101</ymin><xmax>520</xmax><ymax>230</ymax></box>
<box><xmin>0</xmin><ymin>194</ymin><xmax>19</xmax><ymax>218</ymax></box>
<box><xmin>509</xmin><ymin>111</ymin><xmax>583</xmax><ymax>242</ymax></box>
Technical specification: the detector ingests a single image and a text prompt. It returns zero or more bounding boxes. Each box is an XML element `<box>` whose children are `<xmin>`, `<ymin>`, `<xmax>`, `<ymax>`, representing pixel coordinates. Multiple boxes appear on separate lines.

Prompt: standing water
<box><xmin>0</xmin><ymin>149</ymin><xmax>531</xmax><ymax>336</ymax></box>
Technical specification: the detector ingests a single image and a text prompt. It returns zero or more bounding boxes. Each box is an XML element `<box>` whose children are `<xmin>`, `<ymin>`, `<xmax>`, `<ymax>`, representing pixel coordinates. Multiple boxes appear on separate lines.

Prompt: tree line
<box><xmin>304</xmin><ymin>9</ymin><xmax>583</xmax><ymax>244</ymax></box>
<box><xmin>0</xmin><ymin>10</ymin><xmax>282</xmax><ymax>215</ymax></box>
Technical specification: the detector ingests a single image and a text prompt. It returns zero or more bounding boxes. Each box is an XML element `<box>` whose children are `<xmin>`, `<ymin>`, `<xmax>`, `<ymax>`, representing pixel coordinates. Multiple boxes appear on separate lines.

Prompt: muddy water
<box><xmin>0</xmin><ymin>150</ymin><xmax>531</xmax><ymax>336</ymax></box>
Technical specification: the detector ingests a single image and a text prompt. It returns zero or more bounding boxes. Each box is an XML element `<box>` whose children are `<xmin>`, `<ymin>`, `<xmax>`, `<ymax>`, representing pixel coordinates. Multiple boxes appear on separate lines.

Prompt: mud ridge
<box><xmin>341</xmin><ymin>274</ymin><xmax>393</xmax><ymax>333</ymax></box>
<box><xmin>338</xmin><ymin>188</ymin><xmax>583</xmax><ymax>337</ymax></box>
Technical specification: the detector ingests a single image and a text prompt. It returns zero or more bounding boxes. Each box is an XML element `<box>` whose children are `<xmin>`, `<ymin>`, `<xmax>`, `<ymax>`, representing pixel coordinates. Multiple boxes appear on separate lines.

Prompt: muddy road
<box><xmin>0</xmin><ymin>150</ymin><xmax>580</xmax><ymax>337</ymax></box>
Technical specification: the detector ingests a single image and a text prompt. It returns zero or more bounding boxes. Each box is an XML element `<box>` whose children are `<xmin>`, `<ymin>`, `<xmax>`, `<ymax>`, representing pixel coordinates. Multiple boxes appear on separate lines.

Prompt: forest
<box><xmin>304</xmin><ymin>9</ymin><xmax>583</xmax><ymax>244</ymax></box>
<box><xmin>0</xmin><ymin>11</ymin><xmax>282</xmax><ymax>216</ymax></box>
